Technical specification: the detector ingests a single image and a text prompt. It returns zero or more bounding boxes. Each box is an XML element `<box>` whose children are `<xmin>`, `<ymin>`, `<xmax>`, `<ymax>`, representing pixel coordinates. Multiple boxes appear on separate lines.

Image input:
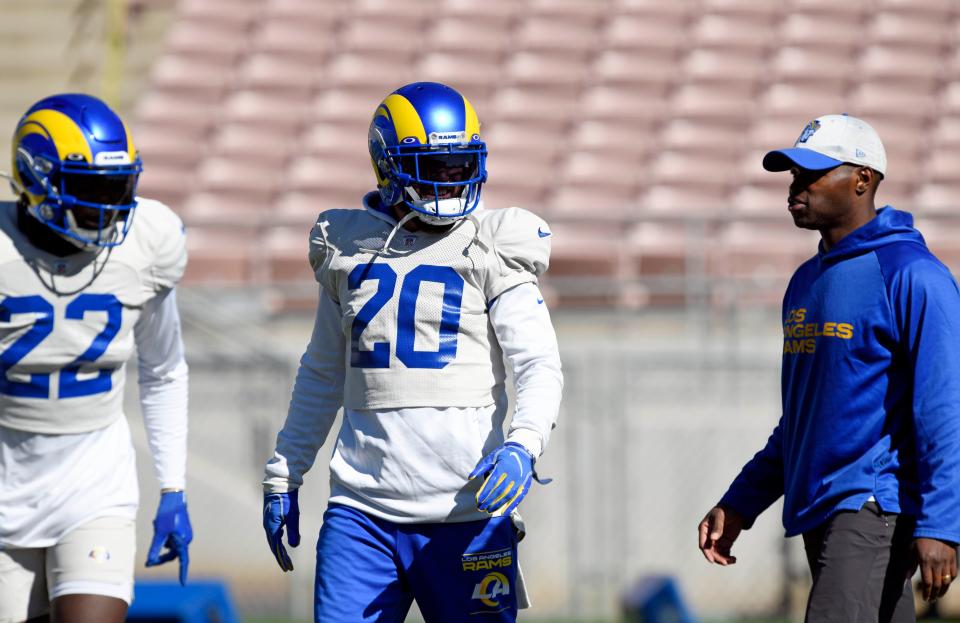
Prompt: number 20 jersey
<box><xmin>310</xmin><ymin>198</ymin><xmax>551</xmax><ymax>409</ymax></box>
<box><xmin>0</xmin><ymin>199</ymin><xmax>186</xmax><ymax>434</ymax></box>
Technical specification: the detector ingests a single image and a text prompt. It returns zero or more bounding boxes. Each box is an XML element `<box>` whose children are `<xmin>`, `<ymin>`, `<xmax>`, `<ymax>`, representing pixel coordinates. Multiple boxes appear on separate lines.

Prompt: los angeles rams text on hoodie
<box><xmin>721</xmin><ymin>207</ymin><xmax>960</xmax><ymax>543</ymax></box>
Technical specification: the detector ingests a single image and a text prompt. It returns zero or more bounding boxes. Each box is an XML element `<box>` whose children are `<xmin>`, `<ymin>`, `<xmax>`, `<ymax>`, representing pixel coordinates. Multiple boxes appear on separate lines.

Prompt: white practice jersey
<box><xmin>0</xmin><ymin>198</ymin><xmax>186</xmax><ymax>433</ymax></box>
<box><xmin>0</xmin><ymin>198</ymin><xmax>189</xmax><ymax>548</ymax></box>
<box><xmin>311</xmin><ymin>195</ymin><xmax>550</xmax><ymax>409</ymax></box>
<box><xmin>264</xmin><ymin>194</ymin><xmax>563</xmax><ymax>523</ymax></box>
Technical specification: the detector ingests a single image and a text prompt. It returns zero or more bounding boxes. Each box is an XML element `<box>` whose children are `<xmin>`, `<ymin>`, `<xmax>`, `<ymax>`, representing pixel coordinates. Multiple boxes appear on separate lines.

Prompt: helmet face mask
<box><xmin>369</xmin><ymin>82</ymin><xmax>487</xmax><ymax>225</ymax></box>
<box><xmin>11</xmin><ymin>94</ymin><xmax>142</xmax><ymax>250</ymax></box>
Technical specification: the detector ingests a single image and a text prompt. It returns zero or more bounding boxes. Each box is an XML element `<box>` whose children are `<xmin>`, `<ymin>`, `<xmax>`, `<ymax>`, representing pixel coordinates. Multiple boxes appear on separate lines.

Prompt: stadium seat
<box><xmin>867</xmin><ymin>11</ymin><xmax>953</xmax><ymax>48</ymax></box>
<box><xmin>614</xmin><ymin>0</ymin><xmax>699</xmax><ymax>18</ymax></box>
<box><xmin>592</xmin><ymin>49</ymin><xmax>680</xmax><ymax>90</ymax></box>
<box><xmin>236</xmin><ymin>53</ymin><xmax>320</xmax><ymax>96</ymax></box>
<box><xmin>690</xmin><ymin>13</ymin><xmax>776</xmax><ymax>50</ymax></box>
<box><xmin>758</xmin><ymin>84</ymin><xmax>848</xmax><ymax>119</ymax></box>
<box><xmin>180</xmin><ymin>227</ymin><xmax>258</xmax><ymax>286</ymax></box>
<box><xmin>670</xmin><ymin>83</ymin><xmax>757</xmax><ymax>121</ymax></box>
<box><xmin>638</xmin><ymin>184</ymin><xmax>728</xmax><ymax>214</ymax></box>
<box><xmin>770</xmin><ymin>46</ymin><xmax>857</xmax><ymax>83</ymax></box>
<box><xmin>424</xmin><ymin>18</ymin><xmax>513</xmax><ymax>56</ymax></box>
<box><xmin>221</xmin><ymin>90</ymin><xmax>310</xmax><ymax>132</ymax></box>
<box><xmin>252</xmin><ymin>18</ymin><xmax>334</xmax><ymax>61</ymax></box>
<box><xmin>779</xmin><ymin>13</ymin><xmax>864</xmax><ymax>50</ymax></box>
<box><xmin>543</xmin><ymin>224</ymin><xmax>634</xmax><ymax>308</ymax></box>
<box><xmin>514</xmin><ymin>16</ymin><xmax>600</xmax><ymax>55</ymax></box>
<box><xmin>148</xmin><ymin>54</ymin><xmax>234</xmax><ymax>99</ymax></box>
<box><xmin>311</xmin><ymin>88</ymin><xmax>385</xmax><ymax>124</ymax></box>
<box><xmin>601</xmin><ymin>14</ymin><xmax>689</xmax><ymax>52</ymax></box>
<box><xmin>325</xmin><ymin>52</ymin><xmax>417</xmax><ymax>90</ymax></box>
<box><xmin>164</xmin><ymin>20</ymin><xmax>248</xmax><ymax>62</ymax></box>
<box><xmin>416</xmin><ymin>52</ymin><xmax>508</xmax><ymax>94</ymax></box>
<box><xmin>568</xmin><ymin>119</ymin><xmax>653</xmax><ymax>158</ymax></box>
<box><xmin>648</xmin><ymin>151</ymin><xmax>738</xmax><ymax>191</ymax></box>
<box><xmin>914</xmin><ymin>183</ymin><xmax>960</xmax><ymax>211</ymax></box>
<box><xmin>490</xmin><ymin>86</ymin><xmax>582</xmax><ymax>125</ymax></box>
<box><xmin>263</xmin><ymin>0</ymin><xmax>349</xmax><ymax>22</ymax></box>
<box><xmin>580</xmin><ymin>85</ymin><xmax>669</xmax><ymax>124</ymax></box>
<box><xmin>681</xmin><ymin>48</ymin><xmax>766</xmax><ymax>86</ymax></box>
<box><xmin>209</xmin><ymin>123</ymin><xmax>298</xmax><ymax>163</ymax></box>
<box><xmin>338</xmin><ymin>17</ymin><xmax>425</xmax><ymax>56</ymax></box>
<box><xmin>660</xmin><ymin>118</ymin><xmax>747</xmax><ymax>157</ymax></box>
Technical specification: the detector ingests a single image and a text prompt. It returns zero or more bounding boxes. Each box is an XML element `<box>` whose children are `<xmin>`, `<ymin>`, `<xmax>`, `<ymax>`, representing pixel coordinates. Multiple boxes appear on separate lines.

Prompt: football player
<box><xmin>0</xmin><ymin>94</ymin><xmax>192</xmax><ymax>623</ymax></box>
<box><xmin>262</xmin><ymin>81</ymin><xmax>563</xmax><ymax>622</ymax></box>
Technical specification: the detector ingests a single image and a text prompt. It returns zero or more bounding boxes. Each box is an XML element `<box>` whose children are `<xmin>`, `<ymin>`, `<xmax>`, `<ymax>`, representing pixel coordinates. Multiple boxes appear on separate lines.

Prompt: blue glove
<box><xmin>469</xmin><ymin>442</ymin><xmax>541</xmax><ymax>516</ymax></box>
<box><xmin>263</xmin><ymin>490</ymin><xmax>300</xmax><ymax>572</ymax></box>
<box><xmin>145</xmin><ymin>490</ymin><xmax>192</xmax><ymax>586</ymax></box>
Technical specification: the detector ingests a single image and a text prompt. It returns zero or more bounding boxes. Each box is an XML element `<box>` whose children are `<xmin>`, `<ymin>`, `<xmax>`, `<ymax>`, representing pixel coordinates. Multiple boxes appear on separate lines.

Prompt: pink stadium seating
<box><xmin>601</xmin><ymin>14</ymin><xmax>689</xmax><ymax>52</ymax></box>
<box><xmin>221</xmin><ymin>91</ymin><xmax>310</xmax><ymax>131</ymax></box>
<box><xmin>514</xmin><ymin>16</ymin><xmax>600</xmax><ymax>54</ymax></box>
<box><xmin>424</xmin><ymin>18</ymin><xmax>513</xmax><ymax>56</ymax></box>
<box><xmin>181</xmin><ymin>227</ymin><xmax>260</xmax><ymax>286</ymax></box>
<box><xmin>164</xmin><ymin>20</ymin><xmax>248</xmax><ymax>62</ymax></box>
<box><xmin>505</xmin><ymin>52</ymin><xmax>589</xmax><ymax>90</ymax></box>
<box><xmin>638</xmin><ymin>185</ymin><xmax>727</xmax><ymax>214</ymax></box>
<box><xmin>136</xmin><ymin>0</ymin><xmax>960</xmax><ymax>304</ymax></box>
<box><xmin>580</xmin><ymin>85</ymin><xmax>668</xmax><ymax>124</ymax></box>
<box><xmin>325</xmin><ymin>52</ymin><xmax>417</xmax><ymax>90</ymax></box>
<box><xmin>914</xmin><ymin>184</ymin><xmax>960</xmax><ymax>211</ymax></box>
<box><xmin>592</xmin><ymin>50</ymin><xmax>680</xmax><ymax>90</ymax></box>
<box><xmin>208</xmin><ymin>123</ymin><xmax>297</xmax><ymax>164</ymax></box>
<box><xmin>670</xmin><ymin>83</ymin><xmax>757</xmax><ymax>121</ymax></box>
<box><xmin>568</xmin><ymin>119</ymin><xmax>653</xmax><ymax>158</ymax></box>
<box><xmin>779</xmin><ymin>13</ymin><xmax>864</xmax><ymax>50</ymax></box>
<box><xmin>690</xmin><ymin>14</ymin><xmax>777</xmax><ymax>50</ymax></box>
<box><xmin>251</xmin><ymin>19</ymin><xmax>333</xmax><ymax>62</ymax></box>
<box><xmin>263</xmin><ymin>0</ymin><xmax>348</xmax><ymax>22</ymax></box>
<box><xmin>338</xmin><ymin>19</ymin><xmax>425</xmax><ymax>56</ymax></box>
<box><xmin>149</xmin><ymin>55</ymin><xmax>234</xmax><ymax>99</ymax></box>
<box><xmin>415</xmin><ymin>53</ymin><xmax>509</xmax><ymax>95</ymax></box>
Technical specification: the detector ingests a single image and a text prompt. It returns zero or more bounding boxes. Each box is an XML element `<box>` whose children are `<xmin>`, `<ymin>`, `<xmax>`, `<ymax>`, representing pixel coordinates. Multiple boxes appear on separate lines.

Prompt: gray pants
<box><xmin>802</xmin><ymin>502</ymin><xmax>915</xmax><ymax>623</ymax></box>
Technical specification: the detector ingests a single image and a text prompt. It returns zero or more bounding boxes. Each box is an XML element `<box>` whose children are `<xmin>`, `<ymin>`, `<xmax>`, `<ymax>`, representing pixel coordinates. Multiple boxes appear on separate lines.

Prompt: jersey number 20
<box><xmin>0</xmin><ymin>293</ymin><xmax>121</xmax><ymax>398</ymax></box>
<box><xmin>349</xmin><ymin>264</ymin><xmax>464</xmax><ymax>369</ymax></box>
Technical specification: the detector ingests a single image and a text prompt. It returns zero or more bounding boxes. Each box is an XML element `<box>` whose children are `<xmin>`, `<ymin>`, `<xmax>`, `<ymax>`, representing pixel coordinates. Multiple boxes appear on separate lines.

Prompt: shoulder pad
<box><xmin>478</xmin><ymin>207</ymin><xmax>551</xmax><ymax>278</ymax></box>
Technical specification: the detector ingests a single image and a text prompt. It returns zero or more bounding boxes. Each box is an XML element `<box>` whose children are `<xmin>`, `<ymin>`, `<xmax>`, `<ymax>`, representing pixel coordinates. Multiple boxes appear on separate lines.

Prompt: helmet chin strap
<box><xmin>404</xmin><ymin>185</ymin><xmax>469</xmax><ymax>225</ymax></box>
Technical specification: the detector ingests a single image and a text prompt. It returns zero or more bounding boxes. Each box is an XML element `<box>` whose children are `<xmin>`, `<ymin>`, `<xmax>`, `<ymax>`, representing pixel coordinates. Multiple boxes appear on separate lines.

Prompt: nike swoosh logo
<box><xmin>536</xmin><ymin>298</ymin><xmax>544</xmax><ymax>304</ymax></box>
<box><xmin>537</xmin><ymin>228</ymin><xmax>551</xmax><ymax>238</ymax></box>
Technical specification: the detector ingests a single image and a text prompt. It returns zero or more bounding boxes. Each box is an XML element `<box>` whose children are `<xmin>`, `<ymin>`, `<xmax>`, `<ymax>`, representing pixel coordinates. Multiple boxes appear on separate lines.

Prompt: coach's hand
<box><xmin>146</xmin><ymin>490</ymin><xmax>193</xmax><ymax>585</ymax></box>
<box><xmin>911</xmin><ymin>537</ymin><xmax>958</xmax><ymax>603</ymax></box>
<box><xmin>263</xmin><ymin>490</ymin><xmax>300</xmax><ymax>572</ymax></box>
<box><xmin>698</xmin><ymin>505</ymin><xmax>744</xmax><ymax>566</ymax></box>
<box><xmin>470</xmin><ymin>442</ymin><xmax>536</xmax><ymax>516</ymax></box>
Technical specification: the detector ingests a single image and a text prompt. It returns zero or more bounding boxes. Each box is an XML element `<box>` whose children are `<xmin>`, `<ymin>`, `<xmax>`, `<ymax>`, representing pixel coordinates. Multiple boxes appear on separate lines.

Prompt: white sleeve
<box><xmin>262</xmin><ymin>288</ymin><xmax>346</xmax><ymax>493</ymax></box>
<box><xmin>489</xmin><ymin>281</ymin><xmax>563</xmax><ymax>457</ymax></box>
<box><xmin>134</xmin><ymin>288</ymin><xmax>189</xmax><ymax>490</ymax></box>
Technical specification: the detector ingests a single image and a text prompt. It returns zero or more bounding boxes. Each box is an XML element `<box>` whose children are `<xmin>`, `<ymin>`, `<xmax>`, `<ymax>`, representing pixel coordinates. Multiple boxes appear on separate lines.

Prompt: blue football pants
<box><xmin>314</xmin><ymin>503</ymin><xmax>520</xmax><ymax>622</ymax></box>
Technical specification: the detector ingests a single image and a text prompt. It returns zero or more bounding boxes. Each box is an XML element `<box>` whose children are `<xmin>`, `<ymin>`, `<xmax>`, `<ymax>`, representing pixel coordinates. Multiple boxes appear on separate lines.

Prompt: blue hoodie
<box><xmin>720</xmin><ymin>207</ymin><xmax>960</xmax><ymax>542</ymax></box>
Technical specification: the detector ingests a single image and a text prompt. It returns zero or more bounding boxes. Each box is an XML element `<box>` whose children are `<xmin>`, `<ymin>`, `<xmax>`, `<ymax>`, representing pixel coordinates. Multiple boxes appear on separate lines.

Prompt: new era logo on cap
<box><xmin>763</xmin><ymin>114</ymin><xmax>887</xmax><ymax>176</ymax></box>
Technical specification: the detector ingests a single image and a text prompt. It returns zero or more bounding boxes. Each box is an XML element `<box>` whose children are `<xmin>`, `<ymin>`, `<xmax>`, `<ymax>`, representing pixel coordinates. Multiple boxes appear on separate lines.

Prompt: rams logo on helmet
<box><xmin>368</xmin><ymin>82</ymin><xmax>487</xmax><ymax>226</ymax></box>
<box><xmin>10</xmin><ymin>93</ymin><xmax>142</xmax><ymax>249</ymax></box>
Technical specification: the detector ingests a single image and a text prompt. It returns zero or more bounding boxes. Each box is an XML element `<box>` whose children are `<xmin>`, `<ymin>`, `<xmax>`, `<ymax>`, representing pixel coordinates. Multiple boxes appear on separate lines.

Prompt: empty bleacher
<box><xmin>120</xmin><ymin>0</ymin><xmax>960</xmax><ymax>310</ymax></box>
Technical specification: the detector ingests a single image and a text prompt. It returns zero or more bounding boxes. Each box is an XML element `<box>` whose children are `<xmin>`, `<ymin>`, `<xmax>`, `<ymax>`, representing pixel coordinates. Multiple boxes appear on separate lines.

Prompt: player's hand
<box><xmin>469</xmin><ymin>442</ymin><xmax>536</xmax><ymax>516</ymax></box>
<box><xmin>910</xmin><ymin>537</ymin><xmax>958</xmax><ymax>603</ymax></box>
<box><xmin>146</xmin><ymin>490</ymin><xmax>193</xmax><ymax>585</ymax></box>
<box><xmin>698</xmin><ymin>505</ymin><xmax>744</xmax><ymax>566</ymax></box>
<box><xmin>263</xmin><ymin>490</ymin><xmax>300</xmax><ymax>572</ymax></box>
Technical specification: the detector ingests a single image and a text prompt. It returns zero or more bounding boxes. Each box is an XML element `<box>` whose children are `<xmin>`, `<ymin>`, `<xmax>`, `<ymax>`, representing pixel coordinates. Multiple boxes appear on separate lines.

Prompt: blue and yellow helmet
<box><xmin>11</xmin><ymin>93</ymin><xmax>142</xmax><ymax>249</ymax></box>
<box><xmin>369</xmin><ymin>82</ymin><xmax>487</xmax><ymax>224</ymax></box>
